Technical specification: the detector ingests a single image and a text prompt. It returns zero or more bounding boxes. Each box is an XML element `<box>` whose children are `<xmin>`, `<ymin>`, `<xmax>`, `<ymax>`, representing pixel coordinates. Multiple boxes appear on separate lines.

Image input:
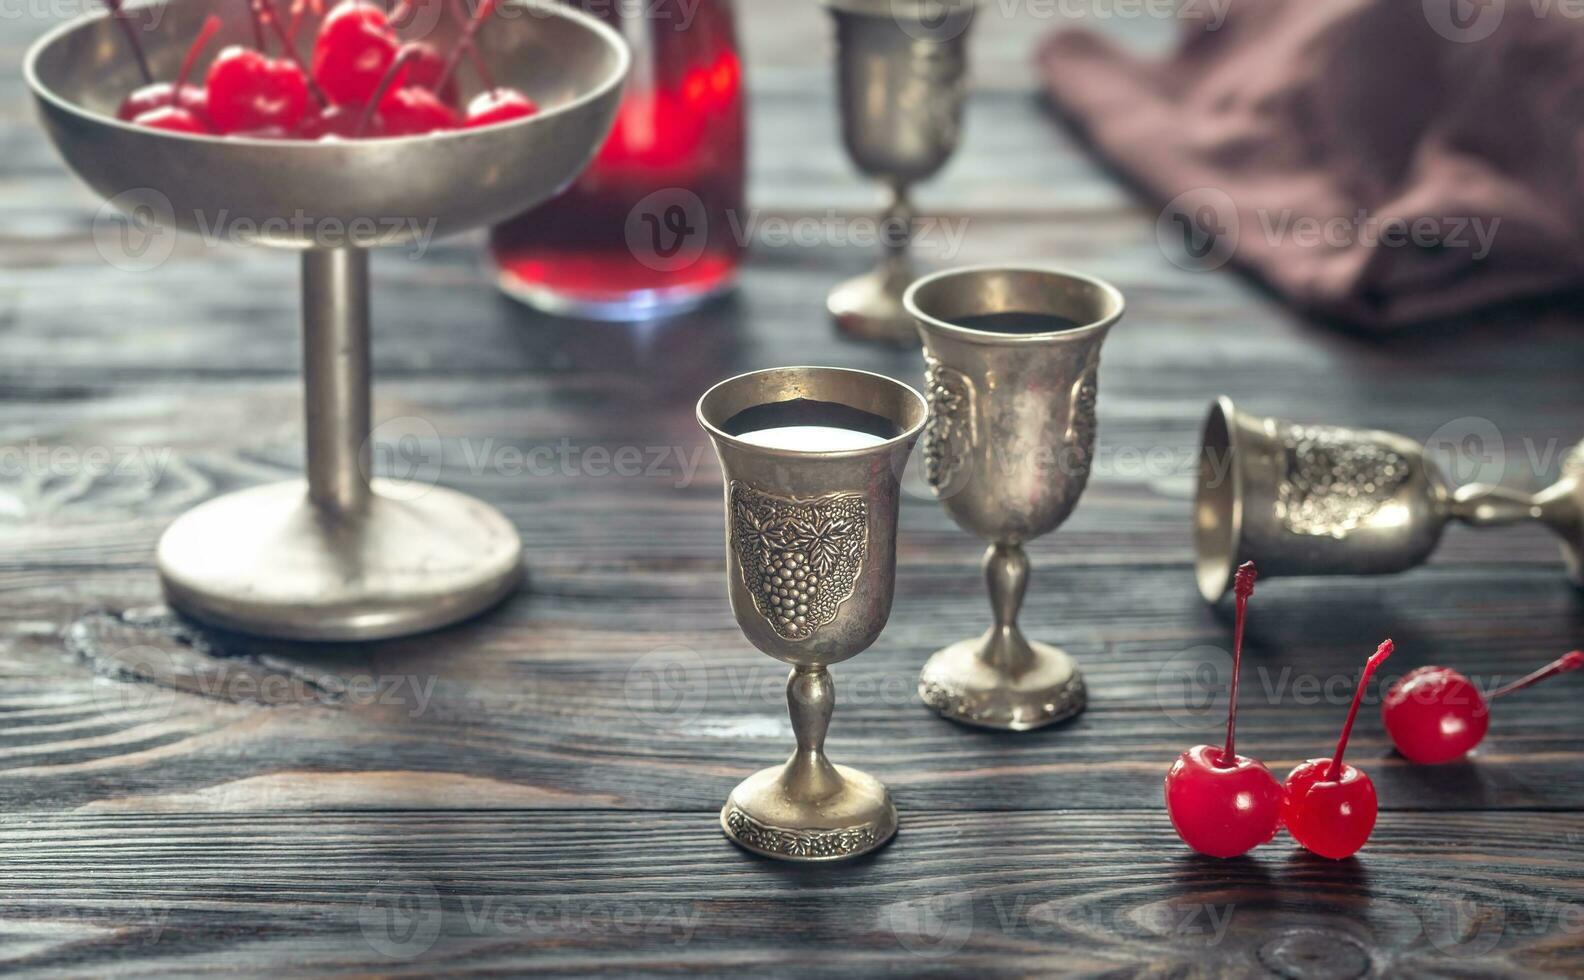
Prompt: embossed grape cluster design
<box><xmin>730</xmin><ymin>484</ymin><xmax>867</xmax><ymax>640</ymax></box>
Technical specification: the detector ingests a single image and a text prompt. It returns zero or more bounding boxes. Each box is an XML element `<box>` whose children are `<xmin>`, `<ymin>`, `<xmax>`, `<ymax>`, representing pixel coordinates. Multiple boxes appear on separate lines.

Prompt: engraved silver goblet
<box><xmin>906</xmin><ymin>265</ymin><xmax>1125</xmax><ymax>731</ymax></box>
<box><xmin>698</xmin><ymin>366</ymin><xmax>926</xmax><ymax>861</ymax></box>
<box><xmin>1195</xmin><ymin>396</ymin><xmax>1584</xmax><ymax>602</ymax></box>
<box><xmin>822</xmin><ymin>0</ymin><xmax>975</xmax><ymax>346</ymax></box>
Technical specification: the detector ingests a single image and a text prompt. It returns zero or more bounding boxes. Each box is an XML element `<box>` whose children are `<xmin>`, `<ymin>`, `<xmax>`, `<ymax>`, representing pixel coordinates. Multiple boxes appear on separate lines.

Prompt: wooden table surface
<box><xmin>4</xmin><ymin>4</ymin><xmax>1584</xmax><ymax>977</ymax></box>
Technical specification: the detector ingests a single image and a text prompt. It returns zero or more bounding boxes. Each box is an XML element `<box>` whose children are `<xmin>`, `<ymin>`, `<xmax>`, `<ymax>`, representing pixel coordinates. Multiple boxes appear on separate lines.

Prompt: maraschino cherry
<box><xmin>440</xmin><ymin>0</ymin><xmax>534</xmax><ymax>128</ymax></box>
<box><xmin>357</xmin><ymin>44</ymin><xmax>460</xmax><ymax>137</ymax></box>
<box><xmin>310</xmin><ymin>0</ymin><xmax>400</xmax><ymax>106</ymax></box>
<box><xmin>1165</xmin><ymin>561</ymin><xmax>1283</xmax><ymax>858</ymax></box>
<box><xmin>1282</xmin><ymin>640</ymin><xmax>1393</xmax><ymax>860</ymax></box>
<box><xmin>118</xmin><ymin>14</ymin><xmax>220</xmax><ymax>126</ymax></box>
<box><xmin>206</xmin><ymin>44</ymin><xmax>310</xmax><ymax>134</ymax></box>
<box><xmin>1383</xmin><ymin>649</ymin><xmax>1584</xmax><ymax>764</ymax></box>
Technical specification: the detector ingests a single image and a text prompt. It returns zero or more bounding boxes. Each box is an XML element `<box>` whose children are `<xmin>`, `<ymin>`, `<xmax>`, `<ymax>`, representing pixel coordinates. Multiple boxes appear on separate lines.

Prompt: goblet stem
<box><xmin>981</xmin><ymin>541</ymin><xmax>1035</xmax><ymax>676</ymax></box>
<box><xmin>880</xmin><ymin>180</ymin><xmax>914</xmax><ymax>265</ymax></box>
<box><xmin>783</xmin><ymin>665</ymin><xmax>843</xmax><ymax>801</ymax></box>
<box><xmin>302</xmin><ymin>248</ymin><xmax>372</xmax><ymax>514</ymax></box>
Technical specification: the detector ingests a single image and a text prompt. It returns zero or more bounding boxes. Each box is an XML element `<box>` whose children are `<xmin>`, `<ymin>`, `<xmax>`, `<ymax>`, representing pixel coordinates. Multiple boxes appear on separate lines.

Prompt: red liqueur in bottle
<box><xmin>490</xmin><ymin>0</ymin><xmax>746</xmax><ymax>319</ymax></box>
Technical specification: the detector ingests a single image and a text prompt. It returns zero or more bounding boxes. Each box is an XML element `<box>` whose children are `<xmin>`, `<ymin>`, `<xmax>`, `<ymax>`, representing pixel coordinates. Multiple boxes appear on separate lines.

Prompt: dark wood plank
<box><xmin>0</xmin><ymin>810</ymin><xmax>1580</xmax><ymax>976</ymax></box>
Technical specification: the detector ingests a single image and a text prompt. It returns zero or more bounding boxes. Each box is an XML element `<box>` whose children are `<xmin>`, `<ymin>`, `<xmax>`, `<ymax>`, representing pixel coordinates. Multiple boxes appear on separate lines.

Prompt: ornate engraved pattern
<box><xmin>922</xmin><ymin>355</ymin><xmax>974</xmax><ymax>493</ymax></box>
<box><xmin>730</xmin><ymin>482</ymin><xmax>868</xmax><ymax>641</ymax></box>
<box><xmin>918</xmin><ymin>675</ymin><xmax>1087</xmax><ymax>730</ymax></box>
<box><xmin>1065</xmin><ymin>368</ymin><xmax>1100</xmax><ymax>478</ymax></box>
<box><xmin>723</xmin><ymin>807</ymin><xmax>878</xmax><ymax>859</ymax></box>
<box><xmin>1276</xmin><ymin>424</ymin><xmax>1412</xmax><ymax>538</ymax></box>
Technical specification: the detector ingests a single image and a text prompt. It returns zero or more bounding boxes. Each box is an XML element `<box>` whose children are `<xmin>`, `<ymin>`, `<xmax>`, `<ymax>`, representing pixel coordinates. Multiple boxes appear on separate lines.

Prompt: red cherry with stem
<box><xmin>256</xmin><ymin>0</ymin><xmax>331</xmax><ymax>110</ymax></box>
<box><xmin>403</xmin><ymin>42</ymin><xmax>458</xmax><ymax>107</ymax></box>
<box><xmin>311</xmin><ymin>0</ymin><xmax>400</xmax><ymax>106</ymax></box>
<box><xmin>379</xmin><ymin>86</ymin><xmax>461</xmax><ymax>135</ymax></box>
<box><xmin>1165</xmin><ymin>561</ymin><xmax>1283</xmax><ymax>858</ymax></box>
<box><xmin>132</xmin><ymin>104</ymin><xmax>209</xmax><ymax>134</ymax></box>
<box><xmin>119</xmin><ymin>14</ymin><xmax>221</xmax><ymax>124</ymax></box>
<box><xmin>102</xmin><ymin>0</ymin><xmax>153</xmax><ymax>85</ymax></box>
<box><xmin>1382</xmin><ymin>650</ymin><xmax>1583</xmax><ymax>764</ymax></box>
<box><xmin>205</xmin><ymin>45</ymin><xmax>311</xmax><ymax>134</ymax></box>
<box><xmin>463</xmin><ymin>87</ymin><xmax>537</xmax><ymax>128</ymax></box>
<box><xmin>358</xmin><ymin>45</ymin><xmax>459</xmax><ymax>137</ymax></box>
<box><xmin>445</xmin><ymin>0</ymin><xmax>533</xmax><ymax>127</ymax></box>
<box><xmin>1282</xmin><ymin>640</ymin><xmax>1394</xmax><ymax>860</ymax></box>
<box><xmin>298</xmin><ymin>103</ymin><xmax>363</xmax><ymax>139</ymax></box>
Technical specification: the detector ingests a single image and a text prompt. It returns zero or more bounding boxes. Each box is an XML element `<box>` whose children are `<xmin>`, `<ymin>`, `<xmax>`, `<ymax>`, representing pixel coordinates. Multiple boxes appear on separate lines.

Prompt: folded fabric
<box><xmin>1038</xmin><ymin>0</ymin><xmax>1584</xmax><ymax>329</ymax></box>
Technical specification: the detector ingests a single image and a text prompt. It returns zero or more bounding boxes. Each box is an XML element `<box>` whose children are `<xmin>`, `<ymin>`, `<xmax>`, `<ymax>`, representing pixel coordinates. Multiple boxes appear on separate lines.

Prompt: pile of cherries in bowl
<box><xmin>108</xmin><ymin>0</ymin><xmax>537</xmax><ymax>138</ymax></box>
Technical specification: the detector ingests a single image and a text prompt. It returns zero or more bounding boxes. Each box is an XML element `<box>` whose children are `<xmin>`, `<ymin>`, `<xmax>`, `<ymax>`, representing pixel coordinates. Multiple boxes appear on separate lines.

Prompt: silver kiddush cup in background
<box><xmin>906</xmin><ymin>266</ymin><xmax>1125</xmax><ymax>731</ymax></box>
<box><xmin>1195</xmin><ymin>396</ymin><xmax>1584</xmax><ymax>603</ymax></box>
<box><xmin>698</xmin><ymin>367</ymin><xmax>927</xmax><ymax>861</ymax></box>
<box><xmin>822</xmin><ymin>0</ymin><xmax>975</xmax><ymax>346</ymax></box>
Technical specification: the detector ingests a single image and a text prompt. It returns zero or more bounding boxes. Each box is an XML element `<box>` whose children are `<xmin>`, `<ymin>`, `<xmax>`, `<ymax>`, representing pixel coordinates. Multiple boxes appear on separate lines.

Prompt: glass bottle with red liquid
<box><xmin>490</xmin><ymin>0</ymin><xmax>746</xmax><ymax>320</ymax></box>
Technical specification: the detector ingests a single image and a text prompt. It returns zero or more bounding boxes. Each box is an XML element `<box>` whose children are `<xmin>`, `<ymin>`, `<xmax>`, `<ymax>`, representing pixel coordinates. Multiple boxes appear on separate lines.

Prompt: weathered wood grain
<box><xmin>0</xmin><ymin>810</ymin><xmax>1580</xmax><ymax>977</ymax></box>
<box><xmin>1</xmin><ymin>1</ymin><xmax>1583</xmax><ymax>976</ymax></box>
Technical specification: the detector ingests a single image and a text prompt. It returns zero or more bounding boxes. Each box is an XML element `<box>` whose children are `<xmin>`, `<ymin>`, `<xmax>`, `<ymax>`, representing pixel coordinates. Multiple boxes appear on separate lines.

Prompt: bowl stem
<box><xmin>303</xmin><ymin>247</ymin><xmax>372</xmax><ymax>513</ymax></box>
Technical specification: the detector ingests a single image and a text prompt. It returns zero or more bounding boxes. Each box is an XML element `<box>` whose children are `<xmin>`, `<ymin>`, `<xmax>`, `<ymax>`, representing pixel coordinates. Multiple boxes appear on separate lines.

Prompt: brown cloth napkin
<box><xmin>1038</xmin><ymin>0</ymin><xmax>1584</xmax><ymax>329</ymax></box>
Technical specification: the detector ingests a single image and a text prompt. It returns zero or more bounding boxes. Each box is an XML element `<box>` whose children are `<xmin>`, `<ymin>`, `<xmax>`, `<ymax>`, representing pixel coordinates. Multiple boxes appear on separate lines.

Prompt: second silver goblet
<box><xmin>822</xmin><ymin>0</ymin><xmax>975</xmax><ymax>346</ymax></box>
<box><xmin>906</xmin><ymin>265</ymin><xmax>1125</xmax><ymax>731</ymax></box>
<box><xmin>699</xmin><ymin>366</ymin><xmax>926</xmax><ymax>861</ymax></box>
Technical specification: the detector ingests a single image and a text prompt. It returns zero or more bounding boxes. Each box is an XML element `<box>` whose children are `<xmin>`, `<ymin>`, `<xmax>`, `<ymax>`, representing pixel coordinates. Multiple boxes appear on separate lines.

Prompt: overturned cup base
<box><xmin>919</xmin><ymin>631</ymin><xmax>1087</xmax><ymax>731</ymax></box>
<box><xmin>720</xmin><ymin>763</ymin><xmax>898</xmax><ymax>862</ymax></box>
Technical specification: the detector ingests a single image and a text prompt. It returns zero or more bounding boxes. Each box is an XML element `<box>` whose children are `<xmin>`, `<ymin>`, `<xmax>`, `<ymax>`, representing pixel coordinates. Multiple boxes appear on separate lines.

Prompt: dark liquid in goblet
<box><xmin>724</xmin><ymin>398</ymin><xmax>897</xmax><ymax>452</ymax></box>
<box><xmin>954</xmin><ymin>311</ymin><xmax>1089</xmax><ymax>334</ymax></box>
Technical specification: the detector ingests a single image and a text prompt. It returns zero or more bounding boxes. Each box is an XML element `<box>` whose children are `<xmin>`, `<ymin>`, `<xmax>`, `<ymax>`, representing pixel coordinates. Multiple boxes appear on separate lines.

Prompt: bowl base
<box><xmin>919</xmin><ymin>631</ymin><xmax>1087</xmax><ymax>731</ymax></box>
<box><xmin>157</xmin><ymin>480</ymin><xmax>522</xmax><ymax>641</ymax></box>
<box><xmin>721</xmin><ymin>762</ymin><xmax>897</xmax><ymax>862</ymax></box>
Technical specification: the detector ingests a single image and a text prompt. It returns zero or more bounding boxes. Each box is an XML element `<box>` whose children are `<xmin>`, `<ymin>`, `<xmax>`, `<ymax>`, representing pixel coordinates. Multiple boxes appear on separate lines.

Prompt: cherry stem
<box><xmin>389</xmin><ymin>0</ymin><xmax>411</xmax><ymax>26</ymax></box>
<box><xmin>102</xmin><ymin>0</ymin><xmax>153</xmax><ymax>84</ymax></box>
<box><xmin>451</xmin><ymin>0</ymin><xmax>497</xmax><ymax>91</ymax></box>
<box><xmin>173</xmin><ymin>15</ymin><xmax>222</xmax><ymax>92</ymax></box>
<box><xmin>1325</xmin><ymin>639</ymin><xmax>1394</xmax><ymax>781</ymax></box>
<box><xmin>245</xmin><ymin>0</ymin><xmax>269</xmax><ymax>52</ymax></box>
<box><xmin>433</xmin><ymin>0</ymin><xmax>498</xmax><ymax>95</ymax></box>
<box><xmin>257</xmin><ymin>0</ymin><xmax>329</xmax><ymax>105</ymax></box>
<box><xmin>1219</xmin><ymin>561</ymin><xmax>1258</xmax><ymax>767</ymax></box>
<box><xmin>357</xmin><ymin>43</ymin><xmax>421</xmax><ymax>135</ymax></box>
<box><xmin>286</xmin><ymin>0</ymin><xmax>308</xmax><ymax>45</ymax></box>
<box><xmin>1491</xmin><ymin>650</ymin><xmax>1584</xmax><ymax>700</ymax></box>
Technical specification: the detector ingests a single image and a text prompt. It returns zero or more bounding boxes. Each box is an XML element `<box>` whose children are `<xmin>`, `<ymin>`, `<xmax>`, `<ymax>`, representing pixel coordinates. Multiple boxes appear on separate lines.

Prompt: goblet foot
<box><xmin>828</xmin><ymin>263</ymin><xmax>920</xmax><ymax>347</ymax></box>
<box><xmin>157</xmin><ymin>479</ymin><xmax>522</xmax><ymax>641</ymax></box>
<box><xmin>919</xmin><ymin>630</ymin><xmax>1087</xmax><ymax>731</ymax></box>
<box><xmin>720</xmin><ymin>762</ymin><xmax>898</xmax><ymax>862</ymax></box>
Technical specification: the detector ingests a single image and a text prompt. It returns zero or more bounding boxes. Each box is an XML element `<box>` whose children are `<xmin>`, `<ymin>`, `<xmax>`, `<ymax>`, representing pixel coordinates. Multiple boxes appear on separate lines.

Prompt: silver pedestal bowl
<box><xmin>25</xmin><ymin>0</ymin><xmax>629</xmax><ymax>640</ymax></box>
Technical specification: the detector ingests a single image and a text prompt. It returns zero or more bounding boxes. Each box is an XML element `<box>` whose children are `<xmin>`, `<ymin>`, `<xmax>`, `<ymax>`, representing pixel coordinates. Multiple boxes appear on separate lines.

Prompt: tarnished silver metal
<box><xmin>822</xmin><ymin>0</ymin><xmax>975</xmax><ymax>346</ymax></box>
<box><xmin>699</xmin><ymin>367</ymin><xmax>926</xmax><ymax>861</ymax></box>
<box><xmin>906</xmin><ymin>265</ymin><xmax>1125</xmax><ymax>731</ymax></box>
<box><xmin>25</xmin><ymin>0</ymin><xmax>630</xmax><ymax>640</ymax></box>
<box><xmin>1195</xmin><ymin>396</ymin><xmax>1584</xmax><ymax>603</ymax></box>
